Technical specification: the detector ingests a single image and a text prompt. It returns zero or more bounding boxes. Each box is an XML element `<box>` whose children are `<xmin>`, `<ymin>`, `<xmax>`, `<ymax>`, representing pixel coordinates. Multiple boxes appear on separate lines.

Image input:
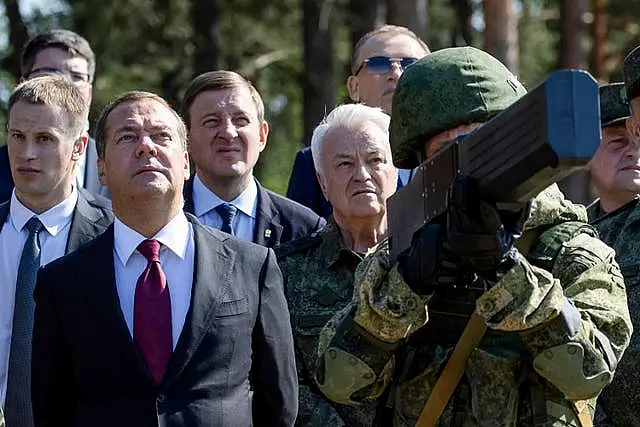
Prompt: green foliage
<box><xmin>3</xmin><ymin>0</ymin><xmax>640</xmax><ymax>189</ymax></box>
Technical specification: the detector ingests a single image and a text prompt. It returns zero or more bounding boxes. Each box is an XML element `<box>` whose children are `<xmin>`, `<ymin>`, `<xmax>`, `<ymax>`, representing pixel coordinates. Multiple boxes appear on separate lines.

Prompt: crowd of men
<box><xmin>0</xmin><ymin>22</ymin><xmax>639</xmax><ymax>427</ymax></box>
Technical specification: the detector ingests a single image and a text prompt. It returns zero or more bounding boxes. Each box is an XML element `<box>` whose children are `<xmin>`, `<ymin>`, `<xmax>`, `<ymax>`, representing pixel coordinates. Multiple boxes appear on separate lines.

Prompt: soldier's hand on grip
<box><xmin>445</xmin><ymin>176</ymin><xmax>529</xmax><ymax>280</ymax></box>
<box><xmin>397</xmin><ymin>222</ymin><xmax>463</xmax><ymax>295</ymax></box>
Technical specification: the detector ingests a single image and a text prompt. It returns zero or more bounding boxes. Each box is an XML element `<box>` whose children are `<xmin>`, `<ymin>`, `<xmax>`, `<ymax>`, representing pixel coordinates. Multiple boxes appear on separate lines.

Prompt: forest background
<box><xmin>0</xmin><ymin>0</ymin><xmax>636</xmax><ymax>202</ymax></box>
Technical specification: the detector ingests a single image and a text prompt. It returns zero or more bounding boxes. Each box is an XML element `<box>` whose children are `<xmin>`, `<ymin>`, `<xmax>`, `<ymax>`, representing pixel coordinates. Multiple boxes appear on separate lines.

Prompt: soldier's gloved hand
<box><xmin>445</xmin><ymin>176</ymin><xmax>529</xmax><ymax>280</ymax></box>
<box><xmin>397</xmin><ymin>221</ymin><xmax>464</xmax><ymax>295</ymax></box>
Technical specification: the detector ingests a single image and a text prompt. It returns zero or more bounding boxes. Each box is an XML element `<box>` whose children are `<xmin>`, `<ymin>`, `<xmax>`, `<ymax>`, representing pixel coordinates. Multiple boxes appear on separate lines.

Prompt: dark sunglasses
<box><xmin>354</xmin><ymin>56</ymin><xmax>418</xmax><ymax>75</ymax></box>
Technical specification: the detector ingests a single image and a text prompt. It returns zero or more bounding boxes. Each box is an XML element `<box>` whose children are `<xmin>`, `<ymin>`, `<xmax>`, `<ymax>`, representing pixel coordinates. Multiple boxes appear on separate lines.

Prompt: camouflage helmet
<box><xmin>599</xmin><ymin>83</ymin><xmax>629</xmax><ymax>128</ymax></box>
<box><xmin>390</xmin><ymin>46</ymin><xmax>526</xmax><ymax>169</ymax></box>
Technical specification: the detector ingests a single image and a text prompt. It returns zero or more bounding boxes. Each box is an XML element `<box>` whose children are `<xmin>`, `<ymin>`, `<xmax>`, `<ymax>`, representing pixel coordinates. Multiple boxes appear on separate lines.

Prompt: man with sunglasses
<box><xmin>0</xmin><ymin>29</ymin><xmax>105</xmax><ymax>203</ymax></box>
<box><xmin>286</xmin><ymin>25</ymin><xmax>429</xmax><ymax>218</ymax></box>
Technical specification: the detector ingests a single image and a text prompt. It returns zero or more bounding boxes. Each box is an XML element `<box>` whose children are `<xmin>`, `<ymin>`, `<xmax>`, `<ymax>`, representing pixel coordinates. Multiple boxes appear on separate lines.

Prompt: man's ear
<box><xmin>347</xmin><ymin>76</ymin><xmax>360</xmax><ymax>103</ymax></box>
<box><xmin>71</xmin><ymin>134</ymin><xmax>88</xmax><ymax>161</ymax></box>
<box><xmin>317</xmin><ymin>171</ymin><xmax>329</xmax><ymax>200</ymax></box>
<box><xmin>258</xmin><ymin>120</ymin><xmax>269</xmax><ymax>152</ymax></box>
<box><xmin>98</xmin><ymin>157</ymin><xmax>107</xmax><ymax>186</ymax></box>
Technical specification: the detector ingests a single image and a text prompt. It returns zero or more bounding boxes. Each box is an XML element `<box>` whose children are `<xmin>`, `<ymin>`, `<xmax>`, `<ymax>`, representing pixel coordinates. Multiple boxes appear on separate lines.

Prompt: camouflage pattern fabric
<box><xmin>587</xmin><ymin>200</ymin><xmax>607</xmax><ymax>223</ymax></box>
<box><xmin>590</xmin><ymin>196</ymin><xmax>640</xmax><ymax>427</ymax></box>
<box><xmin>390</xmin><ymin>46</ymin><xmax>526</xmax><ymax>169</ymax></box>
<box><xmin>315</xmin><ymin>185</ymin><xmax>632</xmax><ymax>426</ymax></box>
<box><xmin>277</xmin><ymin>218</ymin><xmax>380</xmax><ymax>427</ymax></box>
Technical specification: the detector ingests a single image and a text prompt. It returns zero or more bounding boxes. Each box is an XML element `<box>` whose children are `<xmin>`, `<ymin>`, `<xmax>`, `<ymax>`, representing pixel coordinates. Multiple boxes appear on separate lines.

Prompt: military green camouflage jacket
<box><xmin>589</xmin><ymin>197</ymin><xmax>640</xmax><ymax>427</ymax></box>
<box><xmin>314</xmin><ymin>185</ymin><xmax>632</xmax><ymax>427</ymax></box>
<box><xmin>276</xmin><ymin>218</ymin><xmax>380</xmax><ymax>427</ymax></box>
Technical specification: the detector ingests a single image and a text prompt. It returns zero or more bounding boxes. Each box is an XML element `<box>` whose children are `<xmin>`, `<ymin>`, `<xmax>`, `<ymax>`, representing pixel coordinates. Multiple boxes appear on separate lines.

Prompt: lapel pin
<box><xmin>264</xmin><ymin>229</ymin><xmax>272</xmax><ymax>238</ymax></box>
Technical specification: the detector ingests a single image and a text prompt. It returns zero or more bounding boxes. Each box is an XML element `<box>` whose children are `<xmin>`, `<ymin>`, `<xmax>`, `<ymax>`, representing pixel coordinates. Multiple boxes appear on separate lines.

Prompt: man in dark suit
<box><xmin>0</xmin><ymin>76</ymin><xmax>112</xmax><ymax>427</ymax></box>
<box><xmin>32</xmin><ymin>91</ymin><xmax>297</xmax><ymax>427</ymax></box>
<box><xmin>0</xmin><ymin>28</ymin><xmax>106</xmax><ymax>204</ymax></box>
<box><xmin>286</xmin><ymin>25</ymin><xmax>429</xmax><ymax>218</ymax></box>
<box><xmin>180</xmin><ymin>71</ymin><xmax>325</xmax><ymax>247</ymax></box>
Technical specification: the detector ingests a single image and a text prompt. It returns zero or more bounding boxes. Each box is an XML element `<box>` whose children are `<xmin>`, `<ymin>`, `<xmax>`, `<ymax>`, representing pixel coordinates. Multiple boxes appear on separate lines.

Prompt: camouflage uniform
<box><xmin>276</xmin><ymin>218</ymin><xmax>379</xmax><ymax>427</ymax></box>
<box><xmin>312</xmin><ymin>47</ymin><xmax>632</xmax><ymax>427</ymax></box>
<box><xmin>591</xmin><ymin>197</ymin><xmax>640</xmax><ymax>426</ymax></box>
<box><xmin>590</xmin><ymin>60</ymin><xmax>640</xmax><ymax>427</ymax></box>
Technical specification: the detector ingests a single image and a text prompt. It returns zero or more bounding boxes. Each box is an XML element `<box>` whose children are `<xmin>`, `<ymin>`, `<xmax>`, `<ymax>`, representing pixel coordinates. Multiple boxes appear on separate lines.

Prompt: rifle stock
<box><xmin>388</xmin><ymin>70</ymin><xmax>601</xmax><ymax>261</ymax></box>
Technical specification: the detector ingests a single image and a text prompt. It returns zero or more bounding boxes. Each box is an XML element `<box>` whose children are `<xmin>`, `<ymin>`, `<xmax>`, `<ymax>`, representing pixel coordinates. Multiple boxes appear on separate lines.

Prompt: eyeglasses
<box><xmin>354</xmin><ymin>56</ymin><xmax>418</xmax><ymax>75</ymax></box>
<box><xmin>27</xmin><ymin>67</ymin><xmax>90</xmax><ymax>84</ymax></box>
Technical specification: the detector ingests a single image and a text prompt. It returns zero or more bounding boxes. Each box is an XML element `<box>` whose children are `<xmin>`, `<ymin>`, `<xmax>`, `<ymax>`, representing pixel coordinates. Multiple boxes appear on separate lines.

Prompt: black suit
<box><xmin>183</xmin><ymin>177</ymin><xmax>325</xmax><ymax>247</ymax></box>
<box><xmin>32</xmin><ymin>215</ymin><xmax>298</xmax><ymax>427</ymax></box>
<box><xmin>0</xmin><ymin>145</ymin><xmax>13</xmax><ymax>203</ymax></box>
<box><xmin>0</xmin><ymin>188</ymin><xmax>113</xmax><ymax>252</ymax></box>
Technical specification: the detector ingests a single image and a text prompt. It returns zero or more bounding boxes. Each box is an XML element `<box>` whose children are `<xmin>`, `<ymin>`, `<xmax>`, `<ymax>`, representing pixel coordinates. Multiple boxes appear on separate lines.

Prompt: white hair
<box><xmin>311</xmin><ymin>103</ymin><xmax>391</xmax><ymax>176</ymax></box>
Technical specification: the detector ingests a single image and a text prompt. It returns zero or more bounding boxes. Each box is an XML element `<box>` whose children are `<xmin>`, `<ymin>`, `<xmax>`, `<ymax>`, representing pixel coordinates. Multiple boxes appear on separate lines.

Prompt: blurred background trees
<box><xmin>0</xmin><ymin>0</ymin><xmax>639</xmax><ymax>199</ymax></box>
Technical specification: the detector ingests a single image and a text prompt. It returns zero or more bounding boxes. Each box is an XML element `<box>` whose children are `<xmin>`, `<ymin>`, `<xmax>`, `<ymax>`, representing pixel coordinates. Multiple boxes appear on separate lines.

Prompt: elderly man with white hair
<box><xmin>276</xmin><ymin>103</ymin><xmax>398</xmax><ymax>427</ymax></box>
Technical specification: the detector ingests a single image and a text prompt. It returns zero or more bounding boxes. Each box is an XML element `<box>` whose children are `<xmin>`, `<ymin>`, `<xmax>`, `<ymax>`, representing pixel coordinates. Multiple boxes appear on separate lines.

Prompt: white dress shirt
<box><xmin>113</xmin><ymin>211</ymin><xmax>194</xmax><ymax>348</ymax></box>
<box><xmin>192</xmin><ymin>173</ymin><xmax>258</xmax><ymax>242</ymax></box>
<box><xmin>0</xmin><ymin>187</ymin><xmax>78</xmax><ymax>405</ymax></box>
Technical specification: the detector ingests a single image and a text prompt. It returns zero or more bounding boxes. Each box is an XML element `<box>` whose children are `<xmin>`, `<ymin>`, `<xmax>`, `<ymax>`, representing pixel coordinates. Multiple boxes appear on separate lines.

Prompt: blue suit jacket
<box><xmin>286</xmin><ymin>147</ymin><xmax>410</xmax><ymax>219</ymax></box>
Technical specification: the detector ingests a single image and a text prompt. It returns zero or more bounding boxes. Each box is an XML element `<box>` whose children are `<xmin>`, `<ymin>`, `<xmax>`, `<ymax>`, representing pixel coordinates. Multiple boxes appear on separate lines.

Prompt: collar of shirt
<box><xmin>9</xmin><ymin>186</ymin><xmax>78</xmax><ymax>236</ymax></box>
<box><xmin>114</xmin><ymin>211</ymin><xmax>190</xmax><ymax>266</ymax></box>
<box><xmin>193</xmin><ymin>173</ymin><xmax>257</xmax><ymax>219</ymax></box>
<box><xmin>319</xmin><ymin>217</ymin><xmax>363</xmax><ymax>269</ymax></box>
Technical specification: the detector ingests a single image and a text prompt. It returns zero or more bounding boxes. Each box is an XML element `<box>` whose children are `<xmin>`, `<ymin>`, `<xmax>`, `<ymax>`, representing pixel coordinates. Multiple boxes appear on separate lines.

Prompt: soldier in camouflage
<box><xmin>276</xmin><ymin>103</ymin><xmax>399</xmax><ymax>426</ymax></box>
<box><xmin>586</xmin><ymin>82</ymin><xmax>634</xmax><ymax>222</ymax></box>
<box><xmin>590</xmin><ymin>49</ymin><xmax>640</xmax><ymax>427</ymax></box>
<box><xmin>313</xmin><ymin>47</ymin><xmax>632</xmax><ymax>426</ymax></box>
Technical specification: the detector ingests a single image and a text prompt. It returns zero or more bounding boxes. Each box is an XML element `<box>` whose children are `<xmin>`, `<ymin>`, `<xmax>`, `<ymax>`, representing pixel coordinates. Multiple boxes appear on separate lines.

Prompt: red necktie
<box><xmin>134</xmin><ymin>239</ymin><xmax>172</xmax><ymax>385</ymax></box>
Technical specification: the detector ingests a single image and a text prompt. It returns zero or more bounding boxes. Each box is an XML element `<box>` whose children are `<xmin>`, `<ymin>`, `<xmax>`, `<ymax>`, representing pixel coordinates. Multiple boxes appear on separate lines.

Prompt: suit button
<box><xmin>157</xmin><ymin>393</ymin><xmax>166</xmax><ymax>403</ymax></box>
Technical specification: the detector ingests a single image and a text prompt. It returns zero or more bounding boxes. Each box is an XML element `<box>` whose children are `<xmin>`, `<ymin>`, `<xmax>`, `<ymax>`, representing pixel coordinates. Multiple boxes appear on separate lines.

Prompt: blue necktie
<box><xmin>5</xmin><ymin>216</ymin><xmax>44</xmax><ymax>427</ymax></box>
<box><xmin>215</xmin><ymin>203</ymin><xmax>237</xmax><ymax>235</ymax></box>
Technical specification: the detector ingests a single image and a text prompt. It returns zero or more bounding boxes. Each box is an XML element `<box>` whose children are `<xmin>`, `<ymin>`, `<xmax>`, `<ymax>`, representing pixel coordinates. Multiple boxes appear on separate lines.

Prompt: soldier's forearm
<box><xmin>315</xmin><ymin>309</ymin><xmax>398</xmax><ymax>406</ymax></box>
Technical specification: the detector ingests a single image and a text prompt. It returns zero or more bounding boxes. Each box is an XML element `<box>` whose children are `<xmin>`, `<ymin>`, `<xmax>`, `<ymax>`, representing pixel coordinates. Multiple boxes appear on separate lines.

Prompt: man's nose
<box><xmin>136</xmin><ymin>135</ymin><xmax>158</xmax><ymax>157</ymax></box>
<box><xmin>353</xmin><ymin>162</ymin><xmax>372</xmax><ymax>180</ymax></box>
<box><xmin>218</xmin><ymin>120</ymin><xmax>239</xmax><ymax>140</ymax></box>
<box><xmin>386</xmin><ymin>61</ymin><xmax>403</xmax><ymax>82</ymax></box>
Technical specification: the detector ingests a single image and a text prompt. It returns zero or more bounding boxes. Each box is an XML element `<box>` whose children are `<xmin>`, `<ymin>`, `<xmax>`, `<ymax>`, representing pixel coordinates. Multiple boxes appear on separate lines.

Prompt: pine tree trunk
<box><xmin>302</xmin><ymin>0</ymin><xmax>335</xmax><ymax>145</ymax></box>
<box><xmin>387</xmin><ymin>0</ymin><xmax>428</xmax><ymax>41</ymax></box>
<box><xmin>557</xmin><ymin>0</ymin><xmax>593</xmax><ymax>204</ymax></box>
<box><xmin>1</xmin><ymin>0</ymin><xmax>29</xmax><ymax>81</ymax></box>
<box><xmin>483</xmin><ymin>0</ymin><xmax>518</xmax><ymax>73</ymax></box>
<box><xmin>191</xmin><ymin>0</ymin><xmax>221</xmax><ymax>76</ymax></box>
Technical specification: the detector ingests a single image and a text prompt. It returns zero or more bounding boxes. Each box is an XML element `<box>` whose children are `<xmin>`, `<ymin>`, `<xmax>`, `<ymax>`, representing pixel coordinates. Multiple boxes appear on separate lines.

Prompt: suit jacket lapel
<box><xmin>0</xmin><ymin>201</ymin><xmax>9</xmax><ymax>233</ymax></box>
<box><xmin>65</xmin><ymin>189</ymin><xmax>110</xmax><ymax>253</ymax></box>
<box><xmin>183</xmin><ymin>177</ymin><xmax>195</xmax><ymax>215</ymax></box>
<box><xmin>162</xmin><ymin>218</ymin><xmax>235</xmax><ymax>387</ymax></box>
<box><xmin>80</xmin><ymin>226</ymin><xmax>153</xmax><ymax>383</ymax></box>
<box><xmin>253</xmin><ymin>181</ymin><xmax>283</xmax><ymax>246</ymax></box>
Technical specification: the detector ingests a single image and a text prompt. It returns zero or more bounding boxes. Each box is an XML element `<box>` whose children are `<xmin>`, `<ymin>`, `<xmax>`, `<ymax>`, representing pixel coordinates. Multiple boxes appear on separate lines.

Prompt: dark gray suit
<box><xmin>31</xmin><ymin>214</ymin><xmax>298</xmax><ymax>427</ymax></box>
<box><xmin>0</xmin><ymin>188</ymin><xmax>113</xmax><ymax>253</ymax></box>
<box><xmin>183</xmin><ymin>177</ymin><xmax>325</xmax><ymax>248</ymax></box>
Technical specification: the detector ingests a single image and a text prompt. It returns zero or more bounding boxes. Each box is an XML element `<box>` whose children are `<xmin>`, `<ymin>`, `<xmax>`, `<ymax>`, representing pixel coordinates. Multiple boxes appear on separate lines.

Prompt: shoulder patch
<box><xmin>275</xmin><ymin>232</ymin><xmax>323</xmax><ymax>260</ymax></box>
<box><xmin>528</xmin><ymin>221</ymin><xmax>598</xmax><ymax>272</ymax></box>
